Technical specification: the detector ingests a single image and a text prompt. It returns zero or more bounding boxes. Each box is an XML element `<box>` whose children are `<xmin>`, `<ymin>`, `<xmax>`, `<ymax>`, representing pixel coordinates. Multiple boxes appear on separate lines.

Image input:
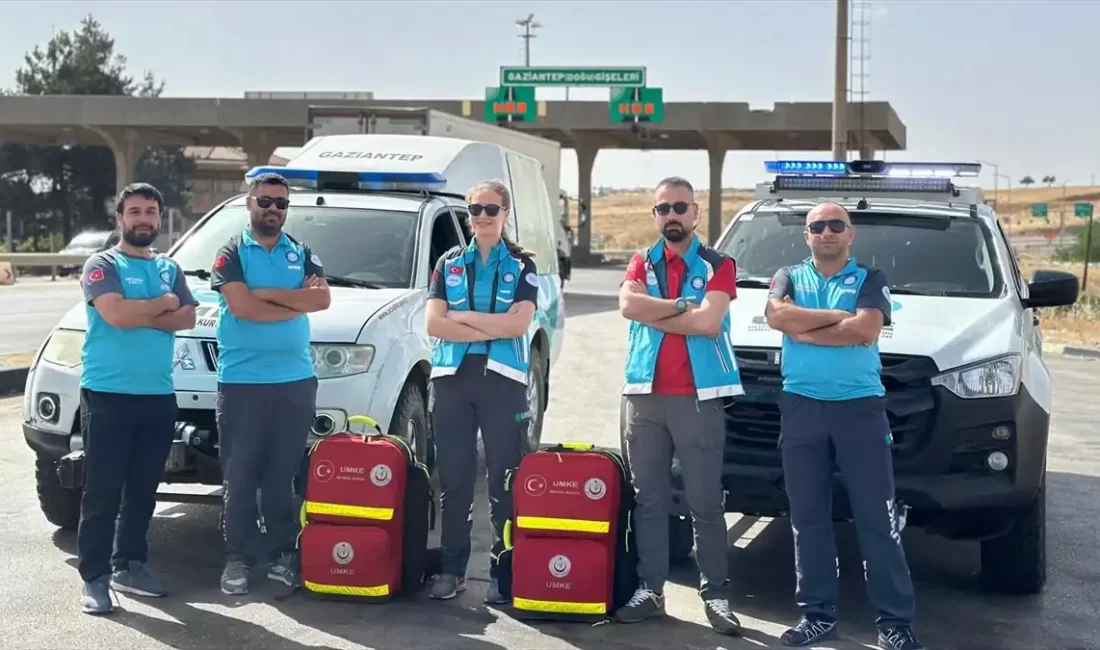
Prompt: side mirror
<box><xmin>1023</xmin><ymin>269</ymin><xmax>1079</xmax><ymax>309</ymax></box>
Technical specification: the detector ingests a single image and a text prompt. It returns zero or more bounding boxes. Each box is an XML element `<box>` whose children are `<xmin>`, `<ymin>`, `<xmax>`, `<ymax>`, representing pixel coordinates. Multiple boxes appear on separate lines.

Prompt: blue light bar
<box><xmin>764</xmin><ymin>160</ymin><xmax>982</xmax><ymax>178</ymax></box>
<box><xmin>765</xmin><ymin>160</ymin><xmax>848</xmax><ymax>175</ymax></box>
<box><xmin>244</xmin><ymin>166</ymin><xmax>447</xmax><ymax>192</ymax></box>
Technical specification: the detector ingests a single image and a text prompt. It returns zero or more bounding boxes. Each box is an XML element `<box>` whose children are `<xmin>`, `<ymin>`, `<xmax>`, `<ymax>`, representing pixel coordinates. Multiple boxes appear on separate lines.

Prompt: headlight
<box><xmin>930</xmin><ymin>354</ymin><xmax>1021</xmax><ymax>399</ymax></box>
<box><xmin>310</xmin><ymin>344</ymin><xmax>375</xmax><ymax>379</ymax></box>
<box><xmin>40</xmin><ymin>329</ymin><xmax>85</xmax><ymax>368</ymax></box>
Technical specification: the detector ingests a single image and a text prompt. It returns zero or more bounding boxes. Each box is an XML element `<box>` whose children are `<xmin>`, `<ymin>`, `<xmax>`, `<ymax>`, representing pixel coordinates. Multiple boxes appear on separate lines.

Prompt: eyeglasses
<box><xmin>469</xmin><ymin>203</ymin><xmax>505</xmax><ymax>217</ymax></box>
<box><xmin>807</xmin><ymin>219</ymin><xmax>849</xmax><ymax>234</ymax></box>
<box><xmin>255</xmin><ymin>196</ymin><xmax>290</xmax><ymax>210</ymax></box>
<box><xmin>654</xmin><ymin>202</ymin><xmax>691</xmax><ymax>216</ymax></box>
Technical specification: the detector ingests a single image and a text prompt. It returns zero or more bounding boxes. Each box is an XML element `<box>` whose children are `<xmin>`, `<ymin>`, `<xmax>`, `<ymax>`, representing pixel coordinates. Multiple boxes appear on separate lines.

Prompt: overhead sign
<box><xmin>609</xmin><ymin>86</ymin><xmax>664</xmax><ymax>124</ymax></box>
<box><xmin>1074</xmin><ymin>202</ymin><xmax>1094</xmax><ymax>219</ymax></box>
<box><xmin>484</xmin><ymin>86</ymin><xmax>536</xmax><ymax>123</ymax></box>
<box><xmin>500</xmin><ymin>66</ymin><xmax>646</xmax><ymax>88</ymax></box>
<box><xmin>1031</xmin><ymin>203</ymin><xmax>1048</xmax><ymax>218</ymax></box>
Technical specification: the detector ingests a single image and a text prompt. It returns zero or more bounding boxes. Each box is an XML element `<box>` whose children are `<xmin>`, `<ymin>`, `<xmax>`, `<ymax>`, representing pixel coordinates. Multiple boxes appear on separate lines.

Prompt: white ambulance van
<box><xmin>22</xmin><ymin>133</ymin><xmax>566</xmax><ymax>529</ymax></box>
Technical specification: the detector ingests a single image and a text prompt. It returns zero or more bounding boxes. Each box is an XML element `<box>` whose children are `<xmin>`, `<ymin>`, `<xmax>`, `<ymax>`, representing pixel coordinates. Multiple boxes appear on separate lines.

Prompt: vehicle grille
<box><xmin>201</xmin><ymin>341</ymin><xmax>219</xmax><ymax>372</ymax></box>
<box><xmin>724</xmin><ymin>347</ymin><xmax>939</xmax><ymax>455</ymax></box>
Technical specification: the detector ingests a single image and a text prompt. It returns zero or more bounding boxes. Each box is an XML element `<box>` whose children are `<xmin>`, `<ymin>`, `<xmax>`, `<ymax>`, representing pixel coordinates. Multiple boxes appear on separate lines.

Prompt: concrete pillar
<box><xmin>237</xmin><ymin>130</ymin><xmax>277</xmax><ymax>169</ymax></box>
<box><xmin>86</xmin><ymin>127</ymin><xmax>151</xmax><ymax>195</ymax></box>
<box><xmin>574</xmin><ymin>143</ymin><xmax>599</xmax><ymax>259</ymax></box>
<box><xmin>706</xmin><ymin>146</ymin><xmax>726</xmax><ymax>245</ymax></box>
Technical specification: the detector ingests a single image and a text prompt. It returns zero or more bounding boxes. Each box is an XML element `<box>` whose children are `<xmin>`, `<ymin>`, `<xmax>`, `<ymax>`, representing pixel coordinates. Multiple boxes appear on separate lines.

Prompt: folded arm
<box><xmin>636</xmin><ymin>288</ymin><xmax>731</xmax><ymax>337</ymax></box>
<box><xmin>765</xmin><ymin>297</ymin><xmax>851</xmax><ymax>335</ymax></box>
<box><xmin>619</xmin><ymin>281</ymin><xmax>683</xmax><ymax>323</ymax></box>
<box><xmin>425</xmin><ymin>299</ymin><xmax>492</xmax><ymax>342</ymax></box>
<box><xmin>151</xmin><ymin>305</ymin><xmax>197</xmax><ymax>332</ymax></box>
<box><xmin>791</xmin><ymin>308</ymin><xmax>884</xmax><ymax>346</ymax></box>
<box><xmin>252</xmin><ymin>275</ymin><xmax>332</xmax><ymax>313</ymax></box>
<box><xmin>91</xmin><ymin>294</ymin><xmax>174</xmax><ymax>329</ymax></box>
<box><xmin>450</xmin><ymin>302</ymin><xmax>535</xmax><ymax>339</ymax></box>
<box><xmin>218</xmin><ymin>282</ymin><xmax>304</xmax><ymax>322</ymax></box>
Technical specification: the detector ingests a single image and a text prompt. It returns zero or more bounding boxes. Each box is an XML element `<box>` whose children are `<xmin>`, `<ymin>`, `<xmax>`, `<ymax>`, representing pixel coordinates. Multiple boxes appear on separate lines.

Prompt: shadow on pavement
<box><xmin>564</xmin><ymin>293</ymin><xmax>620</xmax><ymax>319</ymax></box>
<box><xmin>664</xmin><ymin>469</ymin><xmax>1100</xmax><ymax>650</ymax></box>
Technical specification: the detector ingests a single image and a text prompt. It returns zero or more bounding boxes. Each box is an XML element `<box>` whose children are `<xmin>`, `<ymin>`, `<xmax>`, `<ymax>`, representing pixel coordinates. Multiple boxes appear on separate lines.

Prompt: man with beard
<box><xmin>77</xmin><ymin>182</ymin><xmax>198</xmax><ymax>614</ymax></box>
<box><xmin>764</xmin><ymin>203</ymin><xmax>922</xmax><ymax>650</ymax></box>
<box><xmin>209</xmin><ymin>172</ymin><xmax>330</xmax><ymax>595</ymax></box>
<box><xmin>614</xmin><ymin>177</ymin><xmax>743</xmax><ymax>635</ymax></box>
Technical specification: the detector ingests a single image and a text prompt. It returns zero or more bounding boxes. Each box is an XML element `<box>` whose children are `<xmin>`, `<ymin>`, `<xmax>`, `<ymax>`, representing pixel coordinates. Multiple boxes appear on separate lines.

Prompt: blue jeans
<box><xmin>76</xmin><ymin>389</ymin><xmax>177</xmax><ymax>582</ymax></box>
<box><xmin>778</xmin><ymin>391</ymin><xmax>916</xmax><ymax>627</ymax></box>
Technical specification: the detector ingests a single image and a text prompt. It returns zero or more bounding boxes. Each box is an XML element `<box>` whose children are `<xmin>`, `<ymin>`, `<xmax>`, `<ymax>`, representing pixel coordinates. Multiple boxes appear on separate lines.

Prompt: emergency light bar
<box><xmin>755</xmin><ymin>160</ymin><xmax>985</xmax><ymax>204</ymax></box>
<box><xmin>244</xmin><ymin>166</ymin><xmax>447</xmax><ymax>192</ymax></box>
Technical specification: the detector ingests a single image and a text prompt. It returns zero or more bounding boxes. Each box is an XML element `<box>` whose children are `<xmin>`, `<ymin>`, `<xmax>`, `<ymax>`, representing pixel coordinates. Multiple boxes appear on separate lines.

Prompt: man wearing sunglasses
<box><xmin>764</xmin><ymin>203</ymin><xmax>922</xmax><ymax>650</ymax></box>
<box><xmin>209</xmin><ymin>172</ymin><xmax>331</xmax><ymax>596</ymax></box>
<box><xmin>615</xmin><ymin>177</ymin><xmax>744</xmax><ymax>635</ymax></box>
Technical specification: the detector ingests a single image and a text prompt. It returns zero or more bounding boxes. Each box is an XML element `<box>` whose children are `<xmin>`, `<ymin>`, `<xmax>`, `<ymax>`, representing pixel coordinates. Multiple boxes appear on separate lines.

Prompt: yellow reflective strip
<box><xmin>504</xmin><ymin>519</ymin><xmax>513</xmax><ymax>550</ymax></box>
<box><xmin>347</xmin><ymin>415</ymin><xmax>381</xmax><ymax>432</ymax></box>
<box><xmin>513</xmin><ymin>596</ymin><xmax>606</xmax><ymax>615</ymax></box>
<box><xmin>299</xmin><ymin>501</ymin><xmax>307</xmax><ymax>528</ymax></box>
<box><xmin>305</xmin><ymin>501</ymin><xmax>393</xmax><ymax>521</ymax></box>
<box><xmin>304</xmin><ymin>580</ymin><xmax>390</xmax><ymax>597</ymax></box>
<box><xmin>516</xmin><ymin>515</ymin><xmax>609</xmax><ymax>534</ymax></box>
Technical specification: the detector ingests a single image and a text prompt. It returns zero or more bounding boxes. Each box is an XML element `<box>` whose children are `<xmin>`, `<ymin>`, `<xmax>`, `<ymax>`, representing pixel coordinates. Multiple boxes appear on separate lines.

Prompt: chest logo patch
<box><xmin>645</xmin><ymin>269</ymin><xmax>658</xmax><ymax>286</ymax></box>
<box><xmin>286</xmin><ymin>251</ymin><xmax>300</xmax><ymax>264</ymax></box>
<box><xmin>160</xmin><ymin>270</ymin><xmax>171</xmax><ymax>284</ymax></box>
<box><xmin>503</xmin><ymin>272</ymin><xmax>516</xmax><ymax>284</ymax></box>
<box><xmin>690</xmin><ymin>276</ymin><xmax>705</xmax><ymax>291</ymax></box>
<box><xmin>446</xmin><ymin>274</ymin><xmax>463</xmax><ymax>288</ymax></box>
<box><xmin>843</xmin><ymin>275</ymin><xmax>857</xmax><ymax>286</ymax></box>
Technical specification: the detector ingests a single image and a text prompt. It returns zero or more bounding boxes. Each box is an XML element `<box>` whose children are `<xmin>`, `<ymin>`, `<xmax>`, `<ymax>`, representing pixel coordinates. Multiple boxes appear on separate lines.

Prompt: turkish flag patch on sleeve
<box><xmin>87</xmin><ymin>269</ymin><xmax>104</xmax><ymax>284</ymax></box>
<box><xmin>214</xmin><ymin>255</ymin><xmax>228</xmax><ymax>271</ymax></box>
<box><xmin>449</xmin><ymin>266</ymin><xmax>464</xmax><ymax>275</ymax></box>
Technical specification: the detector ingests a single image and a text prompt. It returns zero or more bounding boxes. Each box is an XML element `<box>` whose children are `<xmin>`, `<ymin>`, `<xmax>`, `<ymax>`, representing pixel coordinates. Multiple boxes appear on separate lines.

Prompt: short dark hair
<box><xmin>655</xmin><ymin>176</ymin><xmax>695</xmax><ymax>194</ymax></box>
<box><xmin>249</xmin><ymin>172</ymin><xmax>290</xmax><ymax>193</ymax></box>
<box><xmin>115</xmin><ymin>182</ymin><xmax>164</xmax><ymax>215</ymax></box>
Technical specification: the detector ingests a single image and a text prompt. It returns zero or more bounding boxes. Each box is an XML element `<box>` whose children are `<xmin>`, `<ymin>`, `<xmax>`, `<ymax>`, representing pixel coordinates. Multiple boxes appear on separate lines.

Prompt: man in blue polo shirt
<box><xmin>764</xmin><ymin>202</ymin><xmax>922</xmax><ymax>650</ymax></box>
<box><xmin>209</xmin><ymin>172</ymin><xmax>330</xmax><ymax>596</ymax></box>
<box><xmin>77</xmin><ymin>182</ymin><xmax>198</xmax><ymax>614</ymax></box>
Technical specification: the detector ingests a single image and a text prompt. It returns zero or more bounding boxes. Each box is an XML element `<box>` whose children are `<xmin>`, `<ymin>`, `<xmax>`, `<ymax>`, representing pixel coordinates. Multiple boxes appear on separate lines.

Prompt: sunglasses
<box><xmin>654</xmin><ymin>202</ymin><xmax>691</xmax><ymax>216</ymax></box>
<box><xmin>469</xmin><ymin>203</ymin><xmax>505</xmax><ymax>217</ymax></box>
<box><xmin>255</xmin><ymin>196</ymin><xmax>290</xmax><ymax>210</ymax></box>
<box><xmin>807</xmin><ymin>219</ymin><xmax>848</xmax><ymax>234</ymax></box>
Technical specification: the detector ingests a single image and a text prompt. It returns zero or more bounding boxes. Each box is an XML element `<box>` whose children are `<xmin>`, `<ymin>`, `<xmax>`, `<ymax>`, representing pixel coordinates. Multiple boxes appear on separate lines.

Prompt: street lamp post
<box><xmin>976</xmin><ymin>159</ymin><xmax>999</xmax><ymax>206</ymax></box>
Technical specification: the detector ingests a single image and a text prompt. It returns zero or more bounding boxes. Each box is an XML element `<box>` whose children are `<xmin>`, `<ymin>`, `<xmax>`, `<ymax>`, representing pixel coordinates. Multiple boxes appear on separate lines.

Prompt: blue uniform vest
<box><xmin>622</xmin><ymin>236</ymin><xmax>744</xmax><ymax>401</ymax></box>
<box><xmin>430</xmin><ymin>240</ymin><xmax>532</xmax><ymax>385</ymax></box>
<box><xmin>81</xmin><ymin>252</ymin><xmax>180</xmax><ymax>395</ymax></box>
<box><xmin>781</xmin><ymin>257</ymin><xmax>885</xmax><ymax>401</ymax></box>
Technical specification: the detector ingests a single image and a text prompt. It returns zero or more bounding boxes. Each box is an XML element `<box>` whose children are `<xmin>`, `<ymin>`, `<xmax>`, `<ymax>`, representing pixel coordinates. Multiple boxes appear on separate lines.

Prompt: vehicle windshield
<box><xmin>719</xmin><ymin>211</ymin><xmax>1005</xmax><ymax>298</ymax></box>
<box><xmin>171</xmin><ymin>204</ymin><xmax>419</xmax><ymax>288</ymax></box>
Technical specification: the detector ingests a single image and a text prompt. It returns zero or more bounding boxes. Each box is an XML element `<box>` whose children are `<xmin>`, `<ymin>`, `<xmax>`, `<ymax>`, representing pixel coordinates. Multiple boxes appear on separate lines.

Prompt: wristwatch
<box><xmin>675</xmin><ymin>297</ymin><xmax>689</xmax><ymax>314</ymax></box>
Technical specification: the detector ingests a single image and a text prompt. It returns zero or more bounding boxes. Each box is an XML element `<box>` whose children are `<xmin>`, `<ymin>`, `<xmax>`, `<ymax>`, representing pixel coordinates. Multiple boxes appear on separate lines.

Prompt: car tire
<box><xmin>522</xmin><ymin>346</ymin><xmax>547</xmax><ymax>455</ymax></box>
<box><xmin>979</xmin><ymin>473</ymin><xmax>1047</xmax><ymax>594</ymax></box>
<box><xmin>35</xmin><ymin>453</ymin><xmax>82</xmax><ymax>530</ymax></box>
<box><xmin>669</xmin><ymin>514</ymin><xmax>695</xmax><ymax>564</ymax></box>
<box><xmin>389</xmin><ymin>380</ymin><xmax>433</xmax><ymax>474</ymax></box>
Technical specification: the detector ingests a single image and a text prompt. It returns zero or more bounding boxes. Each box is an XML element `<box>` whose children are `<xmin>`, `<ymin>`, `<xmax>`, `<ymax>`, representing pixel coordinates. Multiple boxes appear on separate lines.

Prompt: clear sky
<box><xmin>1</xmin><ymin>0</ymin><xmax>1097</xmax><ymax>195</ymax></box>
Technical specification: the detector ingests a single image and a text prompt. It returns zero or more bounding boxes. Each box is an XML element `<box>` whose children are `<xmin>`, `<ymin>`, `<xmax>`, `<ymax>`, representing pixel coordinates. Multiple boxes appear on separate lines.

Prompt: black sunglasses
<box><xmin>255</xmin><ymin>196</ymin><xmax>290</xmax><ymax>210</ymax></box>
<box><xmin>654</xmin><ymin>202</ymin><xmax>691</xmax><ymax>216</ymax></box>
<box><xmin>469</xmin><ymin>203</ymin><xmax>504</xmax><ymax>217</ymax></box>
<box><xmin>807</xmin><ymin>219</ymin><xmax>848</xmax><ymax>234</ymax></box>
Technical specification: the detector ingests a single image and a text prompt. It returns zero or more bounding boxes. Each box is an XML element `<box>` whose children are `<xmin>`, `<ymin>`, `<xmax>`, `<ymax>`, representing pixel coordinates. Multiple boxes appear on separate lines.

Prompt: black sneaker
<box><xmin>613</xmin><ymin>586</ymin><xmax>665</xmax><ymax>623</ymax></box>
<box><xmin>484</xmin><ymin>579</ymin><xmax>509</xmax><ymax>605</ymax></box>
<box><xmin>878</xmin><ymin>625</ymin><xmax>925</xmax><ymax>650</ymax></box>
<box><xmin>703</xmin><ymin>597</ymin><xmax>741</xmax><ymax>635</ymax></box>
<box><xmin>781</xmin><ymin>616</ymin><xmax>838</xmax><ymax>647</ymax></box>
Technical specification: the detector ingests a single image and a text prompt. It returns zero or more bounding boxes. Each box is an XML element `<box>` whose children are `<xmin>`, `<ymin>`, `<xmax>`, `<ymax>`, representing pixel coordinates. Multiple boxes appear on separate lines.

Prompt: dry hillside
<box><xmin>587</xmin><ymin>184</ymin><xmax>1100</xmax><ymax>251</ymax></box>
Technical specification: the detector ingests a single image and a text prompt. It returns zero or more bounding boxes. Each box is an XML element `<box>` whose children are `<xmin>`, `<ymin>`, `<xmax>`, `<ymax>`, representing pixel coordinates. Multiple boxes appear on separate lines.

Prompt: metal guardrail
<box><xmin>0</xmin><ymin>253</ymin><xmax>90</xmax><ymax>267</ymax></box>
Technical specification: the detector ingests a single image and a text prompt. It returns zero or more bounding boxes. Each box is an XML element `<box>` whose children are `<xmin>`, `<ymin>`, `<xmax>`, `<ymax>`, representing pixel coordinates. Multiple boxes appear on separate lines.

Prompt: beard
<box><xmin>122</xmin><ymin>227</ymin><xmax>157</xmax><ymax>247</ymax></box>
<box><xmin>252</xmin><ymin>211</ymin><xmax>284</xmax><ymax>236</ymax></box>
<box><xmin>662</xmin><ymin>221</ymin><xmax>689</xmax><ymax>243</ymax></box>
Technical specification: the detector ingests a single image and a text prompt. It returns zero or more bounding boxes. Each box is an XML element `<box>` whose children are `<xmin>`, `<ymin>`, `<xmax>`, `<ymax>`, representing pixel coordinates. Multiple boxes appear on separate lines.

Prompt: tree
<box><xmin>0</xmin><ymin>15</ymin><xmax>194</xmax><ymax>250</ymax></box>
<box><xmin>1019</xmin><ymin>176</ymin><xmax>1035</xmax><ymax>188</ymax></box>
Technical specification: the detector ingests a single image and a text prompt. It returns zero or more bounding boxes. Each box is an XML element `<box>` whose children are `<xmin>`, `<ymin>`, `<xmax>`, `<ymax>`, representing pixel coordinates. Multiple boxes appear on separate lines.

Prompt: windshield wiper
<box><xmin>888</xmin><ymin>288</ymin><xmax>926</xmax><ymax>296</ymax></box>
<box><xmin>325</xmin><ymin>275</ymin><xmax>383</xmax><ymax>289</ymax></box>
<box><xmin>736</xmin><ymin>278</ymin><xmax>772</xmax><ymax>289</ymax></box>
<box><xmin>184</xmin><ymin>269</ymin><xmax>210</xmax><ymax>279</ymax></box>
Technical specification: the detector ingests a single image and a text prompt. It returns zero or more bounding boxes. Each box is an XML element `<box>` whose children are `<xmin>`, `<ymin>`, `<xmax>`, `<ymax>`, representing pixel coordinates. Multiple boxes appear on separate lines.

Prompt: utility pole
<box><xmin>516</xmin><ymin>14</ymin><xmax>540</xmax><ymax>66</ymax></box>
<box><xmin>832</xmin><ymin>0</ymin><xmax>850</xmax><ymax>161</ymax></box>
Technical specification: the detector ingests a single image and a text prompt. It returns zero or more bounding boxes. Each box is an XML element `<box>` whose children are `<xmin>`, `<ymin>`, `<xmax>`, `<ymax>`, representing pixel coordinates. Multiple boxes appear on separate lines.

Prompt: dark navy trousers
<box><xmin>778</xmin><ymin>391</ymin><xmax>916</xmax><ymax>627</ymax></box>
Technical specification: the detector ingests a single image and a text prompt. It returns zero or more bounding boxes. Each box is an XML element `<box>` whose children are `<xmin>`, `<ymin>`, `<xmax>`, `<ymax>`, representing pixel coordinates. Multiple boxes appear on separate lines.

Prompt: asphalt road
<box><xmin>0</xmin><ymin>276</ymin><xmax>81</xmax><ymax>356</ymax></box>
<box><xmin>3</xmin><ymin>290</ymin><xmax>1100</xmax><ymax>649</ymax></box>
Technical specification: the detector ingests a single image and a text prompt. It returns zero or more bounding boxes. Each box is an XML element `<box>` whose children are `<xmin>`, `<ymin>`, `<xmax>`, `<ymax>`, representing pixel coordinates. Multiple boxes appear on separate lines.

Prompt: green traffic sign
<box><xmin>484</xmin><ymin>86</ymin><xmax>536</xmax><ymax>123</ymax></box>
<box><xmin>609</xmin><ymin>86</ymin><xmax>664</xmax><ymax>124</ymax></box>
<box><xmin>500</xmin><ymin>66</ymin><xmax>646</xmax><ymax>88</ymax></box>
<box><xmin>1074</xmin><ymin>201</ymin><xmax>1094</xmax><ymax>218</ymax></box>
<box><xmin>1031</xmin><ymin>203</ymin><xmax>1048</xmax><ymax>218</ymax></box>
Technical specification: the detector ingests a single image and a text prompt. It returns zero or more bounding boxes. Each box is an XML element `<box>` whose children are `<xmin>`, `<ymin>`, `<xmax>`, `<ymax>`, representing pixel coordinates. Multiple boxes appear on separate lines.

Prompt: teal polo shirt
<box><xmin>209</xmin><ymin>227</ymin><xmax>323</xmax><ymax>384</ymax></box>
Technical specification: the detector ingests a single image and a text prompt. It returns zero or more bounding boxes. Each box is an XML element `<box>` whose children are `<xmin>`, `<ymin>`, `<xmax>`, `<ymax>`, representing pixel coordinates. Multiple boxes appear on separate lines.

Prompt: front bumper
<box><xmin>719</xmin><ymin>350</ymin><xmax>1050</xmax><ymax>524</ymax></box>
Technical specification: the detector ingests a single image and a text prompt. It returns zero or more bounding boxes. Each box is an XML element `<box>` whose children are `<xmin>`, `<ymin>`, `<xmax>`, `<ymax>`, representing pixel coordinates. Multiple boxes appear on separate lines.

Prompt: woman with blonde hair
<box><xmin>424</xmin><ymin>180</ymin><xmax>539</xmax><ymax>603</ymax></box>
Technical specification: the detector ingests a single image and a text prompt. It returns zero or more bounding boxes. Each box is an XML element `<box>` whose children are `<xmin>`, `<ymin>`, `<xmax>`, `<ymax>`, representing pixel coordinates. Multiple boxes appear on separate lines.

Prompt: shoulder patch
<box><xmin>882</xmin><ymin>285</ymin><xmax>891</xmax><ymax>300</ymax></box>
<box><xmin>214</xmin><ymin>254</ymin><xmax>229</xmax><ymax>270</ymax></box>
<box><xmin>525</xmin><ymin>273</ymin><xmax>539</xmax><ymax>287</ymax></box>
